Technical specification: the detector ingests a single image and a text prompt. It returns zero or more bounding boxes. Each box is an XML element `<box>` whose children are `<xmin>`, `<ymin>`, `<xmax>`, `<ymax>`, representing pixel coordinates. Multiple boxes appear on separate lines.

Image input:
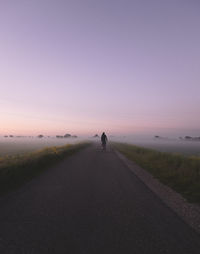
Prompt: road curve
<box><xmin>0</xmin><ymin>143</ymin><xmax>200</xmax><ymax>254</ymax></box>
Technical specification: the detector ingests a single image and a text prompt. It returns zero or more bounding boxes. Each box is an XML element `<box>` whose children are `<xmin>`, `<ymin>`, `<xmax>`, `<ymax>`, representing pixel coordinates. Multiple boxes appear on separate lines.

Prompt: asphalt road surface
<box><xmin>0</xmin><ymin>143</ymin><xmax>200</xmax><ymax>254</ymax></box>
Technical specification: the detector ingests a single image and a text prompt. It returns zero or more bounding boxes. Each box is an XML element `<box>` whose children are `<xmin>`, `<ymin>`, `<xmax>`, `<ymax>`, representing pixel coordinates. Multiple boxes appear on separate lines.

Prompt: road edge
<box><xmin>114</xmin><ymin>149</ymin><xmax>200</xmax><ymax>235</ymax></box>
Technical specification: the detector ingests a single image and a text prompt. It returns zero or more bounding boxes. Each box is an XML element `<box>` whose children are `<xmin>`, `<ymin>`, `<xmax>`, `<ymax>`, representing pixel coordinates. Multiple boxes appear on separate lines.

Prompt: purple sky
<box><xmin>0</xmin><ymin>0</ymin><xmax>200</xmax><ymax>136</ymax></box>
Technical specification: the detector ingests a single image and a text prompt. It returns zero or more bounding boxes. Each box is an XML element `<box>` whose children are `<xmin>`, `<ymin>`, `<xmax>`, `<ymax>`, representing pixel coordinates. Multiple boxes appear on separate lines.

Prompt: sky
<box><xmin>0</xmin><ymin>0</ymin><xmax>200</xmax><ymax>137</ymax></box>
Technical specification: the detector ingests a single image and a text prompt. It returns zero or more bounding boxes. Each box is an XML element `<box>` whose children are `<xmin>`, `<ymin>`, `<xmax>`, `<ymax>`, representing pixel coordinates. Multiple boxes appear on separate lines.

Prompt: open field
<box><xmin>113</xmin><ymin>142</ymin><xmax>200</xmax><ymax>203</ymax></box>
<box><xmin>0</xmin><ymin>142</ymin><xmax>91</xmax><ymax>195</ymax></box>
<box><xmin>0</xmin><ymin>136</ymin><xmax>89</xmax><ymax>156</ymax></box>
<box><xmin>110</xmin><ymin>137</ymin><xmax>200</xmax><ymax>156</ymax></box>
<box><xmin>1</xmin><ymin>136</ymin><xmax>200</xmax><ymax>157</ymax></box>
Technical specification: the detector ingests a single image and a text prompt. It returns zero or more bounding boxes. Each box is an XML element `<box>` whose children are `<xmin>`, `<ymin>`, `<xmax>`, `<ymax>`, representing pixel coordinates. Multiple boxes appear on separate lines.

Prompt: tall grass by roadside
<box><xmin>0</xmin><ymin>142</ymin><xmax>91</xmax><ymax>195</ymax></box>
<box><xmin>113</xmin><ymin>142</ymin><xmax>200</xmax><ymax>203</ymax></box>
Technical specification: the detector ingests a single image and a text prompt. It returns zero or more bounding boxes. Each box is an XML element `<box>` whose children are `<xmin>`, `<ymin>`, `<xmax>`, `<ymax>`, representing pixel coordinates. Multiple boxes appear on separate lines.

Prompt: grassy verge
<box><xmin>0</xmin><ymin>142</ymin><xmax>91</xmax><ymax>195</ymax></box>
<box><xmin>113</xmin><ymin>142</ymin><xmax>200</xmax><ymax>204</ymax></box>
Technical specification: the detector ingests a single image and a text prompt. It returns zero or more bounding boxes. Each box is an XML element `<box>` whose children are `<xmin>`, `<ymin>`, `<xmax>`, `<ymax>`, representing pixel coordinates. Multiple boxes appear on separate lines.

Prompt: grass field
<box><xmin>1</xmin><ymin>136</ymin><xmax>200</xmax><ymax>156</ymax></box>
<box><xmin>0</xmin><ymin>142</ymin><xmax>91</xmax><ymax>195</ymax></box>
<box><xmin>110</xmin><ymin>137</ymin><xmax>200</xmax><ymax>156</ymax></box>
<box><xmin>113</xmin><ymin>142</ymin><xmax>200</xmax><ymax>204</ymax></box>
<box><xmin>0</xmin><ymin>137</ymin><xmax>88</xmax><ymax>156</ymax></box>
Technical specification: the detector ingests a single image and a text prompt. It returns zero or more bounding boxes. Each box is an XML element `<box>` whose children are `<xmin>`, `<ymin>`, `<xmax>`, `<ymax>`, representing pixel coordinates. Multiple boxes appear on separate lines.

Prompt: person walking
<box><xmin>101</xmin><ymin>132</ymin><xmax>108</xmax><ymax>151</ymax></box>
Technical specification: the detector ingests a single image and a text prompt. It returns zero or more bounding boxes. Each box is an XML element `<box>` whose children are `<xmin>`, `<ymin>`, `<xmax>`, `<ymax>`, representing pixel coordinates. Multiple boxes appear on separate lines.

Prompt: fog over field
<box><xmin>0</xmin><ymin>136</ymin><xmax>88</xmax><ymax>156</ymax></box>
<box><xmin>110</xmin><ymin>136</ymin><xmax>200</xmax><ymax>156</ymax></box>
<box><xmin>1</xmin><ymin>135</ymin><xmax>200</xmax><ymax>157</ymax></box>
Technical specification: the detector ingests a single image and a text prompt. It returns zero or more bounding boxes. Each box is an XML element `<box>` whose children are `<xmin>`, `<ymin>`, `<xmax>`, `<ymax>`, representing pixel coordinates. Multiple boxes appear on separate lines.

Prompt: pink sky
<box><xmin>0</xmin><ymin>0</ymin><xmax>200</xmax><ymax>137</ymax></box>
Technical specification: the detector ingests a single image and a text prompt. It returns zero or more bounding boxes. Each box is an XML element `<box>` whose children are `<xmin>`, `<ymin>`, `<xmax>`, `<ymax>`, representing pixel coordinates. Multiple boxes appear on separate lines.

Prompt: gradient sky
<box><xmin>0</xmin><ymin>0</ymin><xmax>200</xmax><ymax>136</ymax></box>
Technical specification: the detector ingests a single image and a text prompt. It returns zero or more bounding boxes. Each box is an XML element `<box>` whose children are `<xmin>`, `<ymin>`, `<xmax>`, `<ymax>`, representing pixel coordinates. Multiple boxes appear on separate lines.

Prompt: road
<box><xmin>0</xmin><ymin>143</ymin><xmax>200</xmax><ymax>254</ymax></box>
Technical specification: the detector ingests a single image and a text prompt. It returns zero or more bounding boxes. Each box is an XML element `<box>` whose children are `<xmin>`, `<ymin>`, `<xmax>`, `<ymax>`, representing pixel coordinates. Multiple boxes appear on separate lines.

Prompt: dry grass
<box><xmin>0</xmin><ymin>142</ymin><xmax>91</xmax><ymax>195</ymax></box>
